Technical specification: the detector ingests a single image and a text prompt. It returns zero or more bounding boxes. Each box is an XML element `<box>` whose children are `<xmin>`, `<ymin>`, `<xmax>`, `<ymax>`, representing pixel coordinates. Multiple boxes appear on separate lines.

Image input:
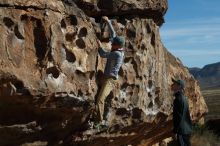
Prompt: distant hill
<box><xmin>189</xmin><ymin>62</ymin><xmax>220</xmax><ymax>89</ymax></box>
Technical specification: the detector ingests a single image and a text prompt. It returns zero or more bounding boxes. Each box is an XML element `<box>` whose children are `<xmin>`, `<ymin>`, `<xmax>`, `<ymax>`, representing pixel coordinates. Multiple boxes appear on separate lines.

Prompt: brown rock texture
<box><xmin>0</xmin><ymin>0</ymin><xmax>207</xmax><ymax>146</ymax></box>
<box><xmin>71</xmin><ymin>0</ymin><xmax>168</xmax><ymax>25</ymax></box>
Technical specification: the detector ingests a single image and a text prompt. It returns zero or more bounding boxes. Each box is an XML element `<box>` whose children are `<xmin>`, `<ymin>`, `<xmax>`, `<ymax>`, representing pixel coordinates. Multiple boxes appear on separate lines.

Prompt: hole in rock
<box><xmin>126</xmin><ymin>29</ymin><xmax>136</xmax><ymax>38</ymax></box>
<box><xmin>67</xmin><ymin>15</ymin><xmax>77</xmax><ymax>26</ymax></box>
<box><xmin>33</xmin><ymin>19</ymin><xmax>48</xmax><ymax>62</ymax></box>
<box><xmin>46</xmin><ymin>66</ymin><xmax>60</xmax><ymax>78</ymax></box>
<box><xmin>78</xmin><ymin>60</ymin><xmax>82</xmax><ymax>66</ymax></box>
<box><xmin>128</xmin><ymin>43</ymin><xmax>134</xmax><ymax>50</ymax></box>
<box><xmin>20</xmin><ymin>14</ymin><xmax>28</xmax><ymax>21</ymax></box>
<box><xmin>75</xmin><ymin>70</ymin><xmax>87</xmax><ymax>80</ymax></box>
<box><xmin>124</xmin><ymin>57</ymin><xmax>131</xmax><ymax>63</ymax></box>
<box><xmin>141</xmin><ymin>44</ymin><xmax>146</xmax><ymax>50</ymax></box>
<box><xmin>121</xmin><ymin>82</ymin><xmax>130</xmax><ymax>89</ymax></box>
<box><xmin>148</xmin><ymin>80</ymin><xmax>153</xmax><ymax>88</ymax></box>
<box><xmin>3</xmin><ymin>17</ymin><xmax>14</xmax><ymax>28</ymax></box>
<box><xmin>78</xmin><ymin>27</ymin><xmax>88</xmax><ymax>38</ymax></box>
<box><xmin>65</xmin><ymin>32</ymin><xmax>76</xmax><ymax>42</ymax></box>
<box><xmin>14</xmin><ymin>81</ymin><xmax>31</xmax><ymax>95</ymax></box>
<box><xmin>89</xmin><ymin>71</ymin><xmax>95</xmax><ymax>80</ymax></box>
<box><xmin>78</xmin><ymin>89</ymin><xmax>83</xmax><ymax>97</ymax></box>
<box><xmin>117</xmin><ymin>19</ymin><xmax>127</xmax><ymax>26</ymax></box>
<box><xmin>116</xmin><ymin>108</ymin><xmax>129</xmax><ymax>116</ymax></box>
<box><xmin>132</xmin><ymin>108</ymin><xmax>142</xmax><ymax>119</ymax></box>
<box><xmin>155</xmin><ymin>96</ymin><xmax>161</xmax><ymax>106</ymax></box>
<box><xmin>118</xmin><ymin>68</ymin><xmax>124</xmax><ymax>77</ymax></box>
<box><xmin>131</xmin><ymin>59</ymin><xmax>138</xmax><ymax>77</ymax></box>
<box><xmin>14</xmin><ymin>25</ymin><xmax>24</xmax><ymax>39</ymax></box>
<box><xmin>151</xmin><ymin>32</ymin><xmax>156</xmax><ymax>47</ymax></box>
<box><xmin>13</xmin><ymin>81</ymin><xmax>23</xmax><ymax>90</ymax></box>
<box><xmin>65</xmin><ymin>48</ymin><xmax>76</xmax><ymax>63</ymax></box>
<box><xmin>76</xmin><ymin>38</ymin><xmax>86</xmax><ymax>49</ymax></box>
<box><xmin>122</xmin><ymin>98</ymin><xmax>126</xmax><ymax>103</ymax></box>
<box><xmin>155</xmin><ymin>87</ymin><xmax>160</xmax><ymax>95</ymax></box>
<box><xmin>146</xmin><ymin>23</ymin><xmax>151</xmax><ymax>34</ymax></box>
<box><xmin>148</xmin><ymin>101</ymin><xmax>153</xmax><ymax>108</ymax></box>
<box><xmin>148</xmin><ymin>92</ymin><xmax>152</xmax><ymax>98</ymax></box>
<box><xmin>61</xmin><ymin>19</ymin><xmax>66</xmax><ymax>28</ymax></box>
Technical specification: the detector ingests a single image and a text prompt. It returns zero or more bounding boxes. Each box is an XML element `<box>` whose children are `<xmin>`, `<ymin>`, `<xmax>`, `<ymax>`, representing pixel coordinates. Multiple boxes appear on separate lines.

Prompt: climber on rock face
<box><xmin>171</xmin><ymin>78</ymin><xmax>192</xmax><ymax>146</ymax></box>
<box><xmin>95</xmin><ymin>16</ymin><xmax>125</xmax><ymax>127</ymax></box>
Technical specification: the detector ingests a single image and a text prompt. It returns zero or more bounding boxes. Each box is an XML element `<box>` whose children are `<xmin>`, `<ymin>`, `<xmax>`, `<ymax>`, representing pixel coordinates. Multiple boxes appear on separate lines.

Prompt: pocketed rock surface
<box><xmin>0</xmin><ymin>0</ymin><xmax>207</xmax><ymax>146</ymax></box>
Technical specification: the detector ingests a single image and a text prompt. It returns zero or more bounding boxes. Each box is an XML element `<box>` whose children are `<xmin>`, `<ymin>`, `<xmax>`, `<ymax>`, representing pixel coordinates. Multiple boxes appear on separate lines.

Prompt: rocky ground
<box><xmin>0</xmin><ymin>0</ymin><xmax>207</xmax><ymax>146</ymax></box>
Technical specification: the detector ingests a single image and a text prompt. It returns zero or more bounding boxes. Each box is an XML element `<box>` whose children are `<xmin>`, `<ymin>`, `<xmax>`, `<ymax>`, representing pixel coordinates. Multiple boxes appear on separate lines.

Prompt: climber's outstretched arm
<box><xmin>102</xmin><ymin>16</ymin><xmax>116</xmax><ymax>39</ymax></box>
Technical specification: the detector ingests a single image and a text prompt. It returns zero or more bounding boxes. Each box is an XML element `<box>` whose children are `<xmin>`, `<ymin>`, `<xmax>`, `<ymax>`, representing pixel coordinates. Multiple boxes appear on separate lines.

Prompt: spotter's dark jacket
<box><xmin>173</xmin><ymin>91</ymin><xmax>192</xmax><ymax>134</ymax></box>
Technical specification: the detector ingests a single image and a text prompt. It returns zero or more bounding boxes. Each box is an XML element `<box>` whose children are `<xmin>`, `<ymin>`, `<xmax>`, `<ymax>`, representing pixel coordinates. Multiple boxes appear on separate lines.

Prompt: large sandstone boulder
<box><xmin>71</xmin><ymin>0</ymin><xmax>168</xmax><ymax>25</ymax></box>
<box><xmin>0</xmin><ymin>0</ymin><xmax>207</xmax><ymax>146</ymax></box>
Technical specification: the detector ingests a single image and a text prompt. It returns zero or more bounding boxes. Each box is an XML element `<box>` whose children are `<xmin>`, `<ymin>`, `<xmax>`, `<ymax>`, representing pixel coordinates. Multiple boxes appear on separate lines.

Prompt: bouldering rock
<box><xmin>71</xmin><ymin>0</ymin><xmax>168</xmax><ymax>26</ymax></box>
<box><xmin>0</xmin><ymin>0</ymin><xmax>207</xmax><ymax>146</ymax></box>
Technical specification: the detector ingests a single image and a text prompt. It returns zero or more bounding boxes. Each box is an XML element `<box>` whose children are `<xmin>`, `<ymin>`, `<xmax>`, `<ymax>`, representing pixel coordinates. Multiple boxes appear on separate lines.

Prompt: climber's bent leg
<box><xmin>96</xmin><ymin>77</ymin><xmax>115</xmax><ymax>121</ymax></box>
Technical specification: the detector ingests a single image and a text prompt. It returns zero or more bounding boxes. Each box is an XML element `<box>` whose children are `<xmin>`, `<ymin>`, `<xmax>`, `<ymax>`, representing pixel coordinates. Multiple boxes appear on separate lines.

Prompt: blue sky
<box><xmin>160</xmin><ymin>0</ymin><xmax>220</xmax><ymax>68</ymax></box>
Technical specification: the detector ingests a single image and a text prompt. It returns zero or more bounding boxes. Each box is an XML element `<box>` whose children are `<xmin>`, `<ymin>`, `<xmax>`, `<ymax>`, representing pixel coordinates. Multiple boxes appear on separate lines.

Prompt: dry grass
<box><xmin>191</xmin><ymin>124</ymin><xmax>220</xmax><ymax>146</ymax></box>
<box><xmin>190</xmin><ymin>87</ymin><xmax>220</xmax><ymax>146</ymax></box>
<box><xmin>166</xmin><ymin>124</ymin><xmax>220</xmax><ymax>146</ymax></box>
<box><xmin>202</xmin><ymin>87</ymin><xmax>220</xmax><ymax>120</ymax></box>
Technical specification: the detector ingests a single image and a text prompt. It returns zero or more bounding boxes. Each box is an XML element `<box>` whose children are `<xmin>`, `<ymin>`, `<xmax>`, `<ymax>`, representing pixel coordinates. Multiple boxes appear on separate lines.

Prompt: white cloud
<box><xmin>168</xmin><ymin>48</ymin><xmax>220</xmax><ymax>67</ymax></box>
<box><xmin>164</xmin><ymin>17</ymin><xmax>220</xmax><ymax>26</ymax></box>
<box><xmin>161</xmin><ymin>25</ymin><xmax>220</xmax><ymax>38</ymax></box>
<box><xmin>169</xmin><ymin>49</ymin><xmax>220</xmax><ymax>57</ymax></box>
<box><xmin>160</xmin><ymin>17</ymin><xmax>220</xmax><ymax>48</ymax></box>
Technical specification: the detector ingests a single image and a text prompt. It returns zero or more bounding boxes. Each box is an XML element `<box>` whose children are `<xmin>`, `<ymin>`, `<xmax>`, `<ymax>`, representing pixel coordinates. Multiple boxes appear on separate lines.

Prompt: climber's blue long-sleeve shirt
<box><xmin>98</xmin><ymin>20</ymin><xmax>124</xmax><ymax>79</ymax></box>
